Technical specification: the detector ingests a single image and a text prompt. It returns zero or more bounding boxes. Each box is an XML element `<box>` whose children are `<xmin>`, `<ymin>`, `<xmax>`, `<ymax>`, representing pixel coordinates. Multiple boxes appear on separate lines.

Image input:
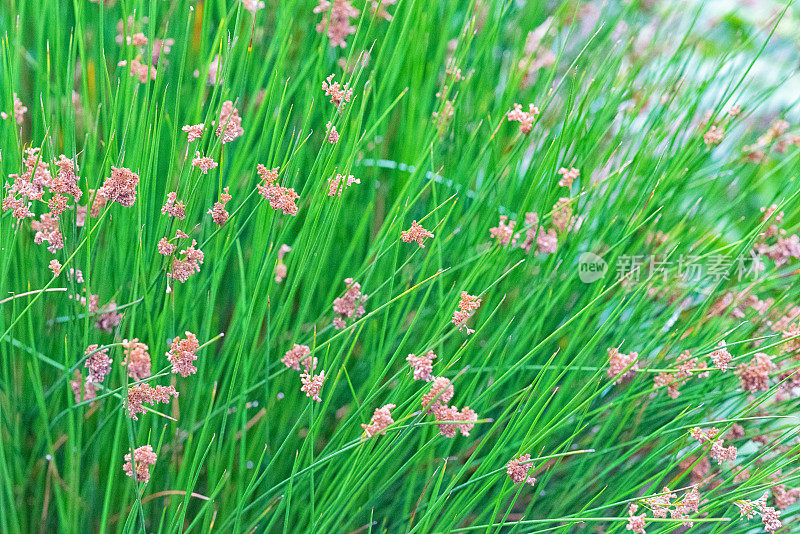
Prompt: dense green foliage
<box><xmin>1</xmin><ymin>0</ymin><xmax>799</xmax><ymax>532</ymax></box>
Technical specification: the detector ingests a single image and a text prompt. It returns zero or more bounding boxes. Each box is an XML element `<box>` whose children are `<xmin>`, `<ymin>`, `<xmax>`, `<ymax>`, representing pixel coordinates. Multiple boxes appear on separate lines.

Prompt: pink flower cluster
<box><xmin>607</xmin><ymin>347</ymin><xmax>639</xmax><ymax>384</ymax></box>
<box><xmin>282</xmin><ymin>344</ymin><xmax>317</xmax><ymax>372</ymax></box>
<box><xmin>736</xmin><ymin>492</ymin><xmax>782</xmax><ymax>534</ymax></box>
<box><xmin>507</xmin><ymin>103</ymin><xmax>540</xmax><ymax>134</ymax></box>
<box><xmin>506</xmin><ymin>454</ymin><xmax>536</xmax><ymax>486</ymax></box>
<box><xmin>332</xmin><ymin>278</ymin><xmax>367</xmax><ymax>329</ymax></box>
<box><xmin>406</xmin><ymin>351</ymin><xmax>437</xmax><ymax>381</ymax></box>
<box><xmin>216</xmin><ymin>100</ymin><xmax>244</xmax><ymax>143</ymax></box>
<box><xmin>126</xmin><ymin>384</ymin><xmax>178</xmax><ymax>420</ymax></box>
<box><xmin>166</xmin><ymin>331</ymin><xmax>200</xmax><ymax>377</ymax></box>
<box><xmin>275</xmin><ymin>244</ymin><xmax>291</xmax><ymax>283</ymax></box>
<box><xmin>85</xmin><ymin>344</ymin><xmax>113</xmax><ymax>385</ymax></box>
<box><xmin>313</xmin><ymin>0</ymin><xmax>359</xmax><ymax>48</ymax></box>
<box><xmin>301</xmin><ymin>370</ymin><xmax>327</xmax><ymax>402</ymax></box>
<box><xmin>735</xmin><ymin>352</ymin><xmax>775</xmax><ymax>392</ymax></box>
<box><xmin>451</xmin><ymin>291</ymin><xmax>481</xmax><ymax>334</ymax></box>
<box><xmin>420</xmin><ymin>377</ymin><xmax>477</xmax><ymax>438</ymax></box>
<box><xmin>328</xmin><ymin>173</ymin><xmax>360</xmax><ymax>196</ymax></box>
<box><xmin>557</xmin><ymin>167</ymin><xmax>579</xmax><ymax>188</ymax></box>
<box><xmin>400</xmin><ymin>221</ymin><xmax>434</xmax><ymax>248</ymax></box>
<box><xmin>361</xmin><ymin>404</ymin><xmax>395</xmax><ymax>437</ymax></box>
<box><xmin>161</xmin><ymin>192</ymin><xmax>186</xmax><ymax>219</ymax></box>
<box><xmin>653</xmin><ymin>350</ymin><xmax>708</xmax><ymax>399</ymax></box>
<box><xmin>256</xmin><ymin>165</ymin><xmax>300</xmax><ymax>216</ymax></box>
<box><xmin>122</xmin><ymin>338</ymin><xmax>151</xmax><ymax>381</ymax></box>
<box><xmin>98</xmin><ymin>166</ymin><xmax>139</xmax><ymax>207</ymax></box>
<box><xmin>690</xmin><ymin>427</ymin><xmax>737</xmax><ymax>463</ymax></box>
<box><xmin>123</xmin><ymin>444</ymin><xmax>157</xmax><ymax>483</ymax></box>
<box><xmin>322</xmin><ymin>74</ymin><xmax>353</xmax><ymax>109</ymax></box>
<box><xmin>208</xmin><ymin>187</ymin><xmax>232</xmax><ymax>226</ymax></box>
<box><xmin>191</xmin><ymin>151</ymin><xmax>218</xmax><ymax>174</ymax></box>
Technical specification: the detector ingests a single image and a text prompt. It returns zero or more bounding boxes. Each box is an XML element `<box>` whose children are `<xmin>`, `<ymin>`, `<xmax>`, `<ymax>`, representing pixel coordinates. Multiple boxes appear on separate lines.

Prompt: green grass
<box><xmin>2</xmin><ymin>0</ymin><xmax>800</xmax><ymax>532</ymax></box>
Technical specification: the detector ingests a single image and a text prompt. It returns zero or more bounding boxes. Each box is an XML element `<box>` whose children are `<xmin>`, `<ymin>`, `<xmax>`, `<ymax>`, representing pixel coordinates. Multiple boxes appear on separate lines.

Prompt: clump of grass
<box><xmin>2</xmin><ymin>0</ymin><xmax>800</xmax><ymax>532</ymax></box>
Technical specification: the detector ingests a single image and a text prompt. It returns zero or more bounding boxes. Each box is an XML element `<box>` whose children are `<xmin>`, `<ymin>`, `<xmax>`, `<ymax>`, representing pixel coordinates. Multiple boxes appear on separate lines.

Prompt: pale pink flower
<box><xmin>127</xmin><ymin>32</ymin><xmax>148</xmax><ymax>46</ymax></box>
<box><xmin>709</xmin><ymin>340</ymin><xmax>732</xmax><ymax>371</ymax></box>
<box><xmin>690</xmin><ymin>427</ymin><xmax>737</xmax><ymax>464</ymax></box>
<box><xmin>241</xmin><ymin>0</ymin><xmax>265</xmax><ymax>13</ymax></box>
<box><xmin>122</xmin><ymin>339</ymin><xmax>151</xmax><ymax>381</ymax></box>
<box><xmin>607</xmin><ymin>347</ymin><xmax>639</xmax><ymax>384</ymax></box>
<box><xmin>327</xmin><ymin>173</ymin><xmax>360</xmax><ymax>196</ymax></box>
<box><xmin>326</xmin><ymin>121</ymin><xmax>340</xmax><ymax>143</ymax></box>
<box><xmin>432</xmin><ymin>404</ymin><xmax>477</xmax><ymax>437</ymax></box>
<box><xmin>421</xmin><ymin>377</ymin><xmax>454</xmax><ymax>413</ymax></box>
<box><xmin>168</xmin><ymin>240</ymin><xmax>204</xmax><ymax>283</ymax></box>
<box><xmin>216</xmin><ymin>100</ymin><xmax>244</xmax><ymax>143</ymax></box>
<box><xmin>282</xmin><ymin>344</ymin><xmax>317</xmax><ymax>372</ymax></box>
<box><xmin>48</xmin><ymin>194</ymin><xmax>69</xmax><ymax>217</ymax></box>
<box><xmin>401</xmin><ymin>221</ymin><xmax>434</xmax><ymax>247</ymax></box>
<box><xmin>71</xmin><ymin>370</ymin><xmax>97</xmax><ymax>404</ymax></box>
<box><xmin>506</xmin><ymin>454</ymin><xmax>536</xmax><ymax>486</ymax></box>
<box><xmin>95</xmin><ymin>301</ymin><xmax>123</xmax><ymax>332</ymax></box>
<box><xmin>126</xmin><ymin>384</ymin><xmax>178</xmax><ymax>420</ymax></box>
<box><xmin>97</xmin><ymin>166</ymin><xmax>139</xmax><ymax>207</ymax></box>
<box><xmin>536</xmin><ymin>226</ymin><xmax>557</xmax><ymax>254</ymax></box>
<box><xmin>644</xmin><ymin>488</ymin><xmax>675</xmax><ymax>519</ymax></box>
<box><xmin>551</xmin><ymin>197</ymin><xmax>572</xmax><ymax>232</ymax></box>
<box><xmin>300</xmin><ymin>370</ymin><xmax>326</xmax><ymax>402</ymax></box>
<box><xmin>332</xmin><ymin>278</ymin><xmax>367</xmax><ymax>329</ymax></box>
<box><xmin>257</xmin><ymin>164</ymin><xmax>279</xmax><ymax>186</ymax></box>
<box><xmin>31</xmin><ymin>213</ymin><xmax>63</xmax><ymax>253</ymax></box>
<box><xmin>362</xmin><ymin>403</ymin><xmax>395</xmax><ymax>437</ymax></box>
<box><xmin>10</xmin><ymin>93</ymin><xmax>27</xmax><ymax>124</ymax></box>
<box><xmin>261</xmin><ymin>185</ymin><xmax>299</xmax><ymax>216</ymax></box>
<box><xmin>191</xmin><ymin>151</ymin><xmax>218</xmax><ymax>174</ymax></box>
<box><xmin>161</xmin><ymin>192</ymin><xmax>186</xmax><ymax>219</ymax></box>
<box><xmin>53</xmin><ymin>155</ymin><xmax>82</xmax><ymax>200</ymax></box>
<box><xmin>489</xmin><ymin>215</ymin><xmax>516</xmax><ymax>246</ymax></box>
<box><xmin>182</xmin><ymin>123</ymin><xmax>204</xmax><ymax>143</ymax></box>
<box><xmin>507</xmin><ymin>103</ymin><xmax>539</xmax><ymax>134</ymax></box>
<box><xmin>704</xmin><ymin>125</ymin><xmax>724</xmax><ymax>146</ymax></box>
<box><xmin>117</xmin><ymin>55</ymin><xmax>156</xmax><ymax>83</ymax></box>
<box><xmin>735</xmin><ymin>352</ymin><xmax>775</xmax><ymax>392</ymax></box>
<box><xmin>1</xmin><ymin>194</ymin><xmax>33</xmax><ymax>220</ymax></box>
<box><xmin>626</xmin><ymin>504</ymin><xmax>646</xmax><ymax>533</ymax></box>
<box><xmin>314</xmin><ymin>0</ymin><xmax>360</xmax><ymax>48</ymax></box>
<box><xmin>451</xmin><ymin>292</ymin><xmax>481</xmax><ymax>334</ymax></box>
<box><xmin>208</xmin><ymin>187</ymin><xmax>232</xmax><ymax>226</ymax></box>
<box><xmin>654</xmin><ymin>350</ymin><xmax>703</xmax><ymax>399</ymax></box>
<box><xmin>754</xmin><ymin>493</ymin><xmax>782</xmax><ymax>534</ymax></box>
<box><xmin>123</xmin><ymin>444</ymin><xmax>157</xmax><ymax>483</ymax></box>
<box><xmin>85</xmin><ymin>344</ymin><xmax>112</xmax><ymax>384</ymax></box>
<box><xmin>406</xmin><ymin>351</ymin><xmax>436</xmax><ymax>381</ymax></box>
<box><xmin>275</xmin><ymin>244</ymin><xmax>291</xmax><ymax>282</ymax></box>
<box><xmin>322</xmin><ymin>74</ymin><xmax>353</xmax><ymax>109</ymax></box>
<box><xmin>557</xmin><ymin>167</ymin><xmax>579</xmax><ymax>188</ymax></box>
<box><xmin>49</xmin><ymin>259</ymin><xmax>62</xmax><ymax>277</ymax></box>
<box><xmin>166</xmin><ymin>331</ymin><xmax>200</xmax><ymax>377</ymax></box>
<box><xmin>157</xmin><ymin>237</ymin><xmax>177</xmax><ymax>256</ymax></box>
<box><xmin>369</xmin><ymin>0</ymin><xmax>396</xmax><ymax>21</ymax></box>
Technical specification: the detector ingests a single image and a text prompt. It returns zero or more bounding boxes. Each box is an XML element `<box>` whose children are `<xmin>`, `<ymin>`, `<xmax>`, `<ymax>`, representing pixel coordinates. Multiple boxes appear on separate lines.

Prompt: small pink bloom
<box><xmin>400</xmin><ymin>221</ymin><xmax>434</xmax><ymax>247</ymax></box>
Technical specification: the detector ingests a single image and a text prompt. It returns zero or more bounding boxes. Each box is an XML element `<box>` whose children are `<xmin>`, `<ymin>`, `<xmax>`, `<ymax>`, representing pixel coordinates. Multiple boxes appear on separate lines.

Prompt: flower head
<box><xmin>282</xmin><ymin>344</ymin><xmax>316</xmax><ymax>372</ymax></box>
<box><xmin>300</xmin><ymin>370</ymin><xmax>326</xmax><ymax>402</ymax></box>
<box><xmin>122</xmin><ymin>339</ymin><xmax>151</xmax><ymax>381</ymax></box>
<box><xmin>506</xmin><ymin>454</ymin><xmax>537</xmax><ymax>486</ymax></box>
<box><xmin>216</xmin><ymin>100</ymin><xmax>244</xmax><ymax>143</ymax></box>
<box><xmin>332</xmin><ymin>278</ymin><xmax>367</xmax><ymax>329</ymax></box>
<box><xmin>97</xmin><ymin>167</ymin><xmax>139</xmax><ymax>207</ymax></box>
<box><xmin>322</xmin><ymin>74</ymin><xmax>353</xmax><ymax>109</ymax></box>
<box><xmin>85</xmin><ymin>344</ymin><xmax>112</xmax><ymax>384</ymax></box>
<box><xmin>607</xmin><ymin>347</ymin><xmax>639</xmax><ymax>384</ymax></box>
<box><xmin>126</xmin><ymin>384</ymin><xmax>178</xmax><ymax>420</ymax></box>
<box><xmin>406</xmin><ymin>351</ymin><xmax>437</xmax><ymax>381</ymax></box>
<box><xmin>166</xmin><ymin>331</ymin><xmax>200</xmax><ymax>377</ymax></box>
<box><xmin>400</xmin><ymin>221</ymin><xmax>434</xmax><ymax>247</ymax></box>
<box><xmin>557</xmin><ymin>167</ymin><xmax>579</xmax><ymax>188</ymax></box>
<box><xmin>192</xmin><ymin>152</ymin><xmax>218</xmax><ymax>174</ymax></box>
<box><xmin>182</xmin><ymin>123</ymin><xmax>204</xmax><ymax>142</ymax></box>
<box><xmin>362</xmin><ymin>403</ymin><xmax>395</xmax><ymax>437</ymax></box>
<box><xmin>314</xmin><ymin>0</ymin><xmax>360</xmax><ymax>48</ymax></box>
<box><xmin>507</xmin><ymin>103</ymin><xmax>539</xmax><ymax>134</ymax></box>
<box><xmin>451</xmin><ymin>292</ymin><xmax>481</xmax><ymax>334</ymax></box>
<box><xmin>123</xmin><ymin>444</ymin><xmax>157</xmax><ymax>483</ymax></box>
<box><xmin>161</xmin><ymin>192</ymin><xmax>186</xmax><ymax>219</ymax></box>
<box><xmin>208</xmin><ymin>187</ymin><xmax>232</xmax><ymax>226</ymax></box>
